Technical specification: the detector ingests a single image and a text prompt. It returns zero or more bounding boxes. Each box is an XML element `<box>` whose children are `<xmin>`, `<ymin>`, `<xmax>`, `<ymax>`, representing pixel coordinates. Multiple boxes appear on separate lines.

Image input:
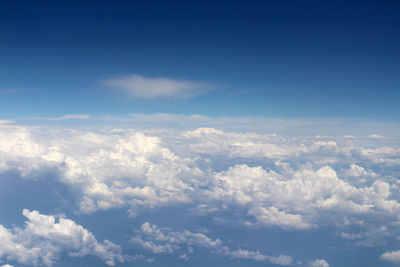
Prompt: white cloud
<box><xmin>131</xmin><ymin>222</ymin><xmax>292</xmax><ymax>265</ymax></box>
<box><xmin>0</xmin><ymin>209</ymin><xmax>123</xmax><ymax>266</ymax></box>
<box><xmin>0</xmin><ymin>120</ymin><xmax>14</xmax><ymax>125</ymax></box>
<box><xmin>309</xmin><ymin>259</ymin><xmax>330</xmax><ymax>267</ymax></box>
<box><xmin>1</xmin><ymin>120</ymin><xmax>400</xmax><ymax>264</ymax></box>
<box><xmin>25</xmin><ymin>114</ymin><xmax>91</xmax><ymax>121</ymax></box>
<box><xmin>339</xmin><ymin>232</ymin><xmax>362</xmax><ymax>240</ymax></box>
<box><xmin>106</xmin><ymin>74</ymin><xmax>214</xmax><ymax>99</ymax></box>
<box><xmin>344</xmin><ymin>164</ymin><xmax>377</xmax><ymax>178</ymax></box>
<box><xmin>0</xmin><ymin>125</ymin><xmax>399</xmax><ymax>233</ymax></box>
<box><xmin>205</xmin><ymin>163</ymin><xmax>400</xmax><ymax>229</ymax></box>
<box><xmin>381</xmin><ymin>250</ymin><xmax>400</xmax><ymax>264</ymax></box>
<box><xmin>369</xmin><ymin>134</ymin><xmax>385</xmax><ymax>138</ymax></box>
<box><xmin>53</xmin><ymin>114</ymin><xmax>91</xmax><ymax>120</ymax></box>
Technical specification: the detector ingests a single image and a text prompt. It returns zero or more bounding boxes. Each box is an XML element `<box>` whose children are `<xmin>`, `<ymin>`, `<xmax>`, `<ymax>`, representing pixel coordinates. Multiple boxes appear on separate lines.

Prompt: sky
<box><xmin>1</xmin><ymin>1</ymin><xmax>400</xmax><ymax>267</ymax></box>
<box><xmin>1</xmin><ymin>0</ymin><xmax>400</xmax><ymax>119</ymax></box>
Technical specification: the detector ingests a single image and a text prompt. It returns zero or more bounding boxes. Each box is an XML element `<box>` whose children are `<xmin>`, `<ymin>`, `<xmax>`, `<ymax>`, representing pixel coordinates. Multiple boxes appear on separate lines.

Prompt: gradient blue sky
<box><xmin>1</xmin><ymin>0</ymin><xmax>399</xmax><ymax>119</ymax></box>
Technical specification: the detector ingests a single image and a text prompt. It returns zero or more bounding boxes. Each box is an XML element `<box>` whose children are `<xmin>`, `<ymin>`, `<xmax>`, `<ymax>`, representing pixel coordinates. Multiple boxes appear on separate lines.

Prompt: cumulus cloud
<box><xmin>0</xmin><ymin>209</ymin><xmax>123</xmax><ymax>266</ymax></box>
<box><xmin>131</xmin><ymin>222</ymin><xmax>292</xmax><ymax>265</ymax></box>
<box><xmin>309</xmin><ymin>259</ymin><xmax>330</xmax><ymax>267</ymax></box>
<box><xmin>205</xmin><ymin>162</ymin><xmax>400</xmax><ymax>229</ymax></box>
<box><xmin>106</xmin><ymin>74</ymin><xmax>214</xmax><ymax>99</ymax></box>
<box><xmin>0</xmin><ymin>121</ymin><xmax>400</xmax><ymax>266</ymax></box>
<box><xmin>381</xmin><ymin>250</ymin><xmax>400</xmax><ymax>264</ymax></box>
<box><xmin>0</xmin><ymin>127</ymin><xmax>202</xmax><ymax>214</ymax></box>
<box><xmin>0</xmin><ymin>125</ymin><xmax>400</xmax><ymax>230</ymax></box>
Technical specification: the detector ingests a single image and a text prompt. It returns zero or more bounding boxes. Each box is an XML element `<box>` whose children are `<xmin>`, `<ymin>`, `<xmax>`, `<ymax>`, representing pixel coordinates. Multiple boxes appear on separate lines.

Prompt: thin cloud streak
<box><xmin>105</xmin><ymin>74</ymin><xmax>215</xmax><ymax>99</ymax></box>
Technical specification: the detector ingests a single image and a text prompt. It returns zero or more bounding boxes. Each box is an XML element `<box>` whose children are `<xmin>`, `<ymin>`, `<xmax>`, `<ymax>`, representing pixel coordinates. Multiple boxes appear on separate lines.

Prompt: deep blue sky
<box><xmin>1</xmin><ymin>0</ymin><xmax>399</xmax><ymax>119</ymax></box>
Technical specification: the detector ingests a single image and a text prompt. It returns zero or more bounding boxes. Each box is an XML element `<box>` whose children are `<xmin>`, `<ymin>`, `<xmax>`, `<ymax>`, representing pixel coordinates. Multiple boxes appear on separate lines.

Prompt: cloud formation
<box><xmin>0</xmin><ymin>126</ymin><xmax>399</xmax><ymax>226</ymax></box>
<box><xmin>380</xmin><ymin>250</ymin><xmax>400</xmax><ymax>264</ymax></box>
<box><xmin>131</xmin><ymin>222</ymin><xmax>292</xmax><ymax>265</ymax></box>
<box><xmin>309</xmin><ymin>259</ymin><xmax>330</xmax><ymax>267</ymax></box>
<box><xmin>0</xmin><ymin>123</ymin><xmax>399</xmax><ymax>265</ymax></box>
<box><xmin>0</xmin><ymin>120</ymin><xmax>14</xmax><ymax>125</ymax></box>
<box><xmin>106</xmin><ymin>74</ymin><xmax>214</xmax><ymax>99</ymax></box>
<box><xmin>0</xmin><ymin>209</ymin><xmax>123</xmax><ymax>266</ymax></box>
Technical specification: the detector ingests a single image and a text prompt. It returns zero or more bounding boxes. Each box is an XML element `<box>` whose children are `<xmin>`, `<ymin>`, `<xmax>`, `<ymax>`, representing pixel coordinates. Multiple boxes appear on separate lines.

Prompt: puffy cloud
<box><xmin>131</xmin><ymin>222</ymin><xmax>292</xmax><ymax>265</ymax></box>
<box><xmin>1</xmin><ymin>122</ymin><xmax>400</xmax><ymax>265</ymax></box>
<box><xmin>381</xmin><ymin>250</ymin><xmax>400</xmax><ymax>264</ymax></box>
<box><xmin>309</xmin><ymin>259</ymin><xmax>330</xmax><ymax>267</ymax></box>
<box><xmin>205</xmin><ymin>163</ymin><xmax>400</xmax><ymax>229</ymax></box>
<box><xmin>344</xmin><ymin>164</ymin><xmax>377</xmax><ymax>178</ymax></box>
<box><xmin>339</xmin><ymin>232</ymin><xmax>362</xmax><ymax>240</ymax></box>
<box><xmin>0</xmin><ymin>126</ymin><xmax>399</xmax><ymax>231</ymax></box>
<box><xmin>106</xmin><ymin>74</ymin><xmax>214</xmax><ymax>99</ymax></box>
<box><xmin>0</xmin><ymin>127</ymin><xmax>202</xmax><ymax>214</ymax></box>
<box><xmin>0</xmin><ymin>209</ymin><xmax>123</xmax><ymax>266</ymax></box>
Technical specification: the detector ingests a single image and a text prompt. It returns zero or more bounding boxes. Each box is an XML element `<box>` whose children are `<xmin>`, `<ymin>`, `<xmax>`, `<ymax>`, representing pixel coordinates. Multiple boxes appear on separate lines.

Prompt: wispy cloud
<box><xmin>0</xmin><ymin>89</ymin><xmax>23</xmax><ymax>95</ymax></box>
<box><xmin>53</xmin><ymin>114</ymin><xmax>91</xmax><ymax>120</ymax></box>
<box><xmin>25</xmin><ymin>114</ymin><xmax>91</xmax><ymax>121</ymax></box>
<box><xmin>0</xmin><ymin>120</ymin><xmax>15</xmax><ymax>125</ymax></box>
<box><xmin>105</xmin><ymin>74</ymin><xmax>215</xmax><ymax>99</ymax></box>
<box><xmin>368</xmin><ymin>134</ymin><xmax>386</xmax><ymax>139</ymax></box>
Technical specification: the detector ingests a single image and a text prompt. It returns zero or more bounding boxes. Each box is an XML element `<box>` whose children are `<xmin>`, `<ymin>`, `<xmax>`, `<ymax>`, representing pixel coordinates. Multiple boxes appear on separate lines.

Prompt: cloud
<box><xmin>0</xmin><ymin>125</ymin><xmax>399</xmax><ymax>229</ymax></box>
<box><xmin>0</xmin><ymin>120</ymin><xmax>14</xmax><ymax>125</ymax></box>
<box><xmin>0</xmin><ymin>89</ymin><xmax>22</xmax><ymax>95</ymax></box>
<box><xmin>339</xmin><ymin>232</ymin><xmax>362</xmax><ymax>240</ymax></box>
<box><xmin>13</xmin><ymin>114</ymin><xmax>400</xmax><ymax>138</ymax></box>
<box><xmin>0</xmin><ymin>123</ymin><xmax>400</xmax><ymax>265</ymax></box>
<box><xmin>0</xmin><ymin>120</ymin><xmax>399</xmax><ymax>264</ymax></box>
<box><xmin>26</xmin><ymin>114</ymin><xmax>91</xmax><ymax>121</ymax></box>
<box><xmin>381</xmin><ymin>250</ymin><xmax>400</xmax><ymax>264</ymax></box>
<box><xmin>131</xmin><ymin>222</ymin><xmax>292</xmax><ymax>265</ymax></box>
<box><xmin>0</xmin><ymin>209</ymin><xmax>124</xmax><ymax>266</ymax></box>
<box><xmin>368</xmin><ymin>134</ymin><xmax>385</xmax><ymax>138</ymax></box>
<box><xmin>52</xmin><ymin>114</ymin><xmax>91</xmax><ymax>120</ymax></box>
<box><xmin>309</xmin><ymin>259</ymin><xmax>330</xmax><ymax>267</ymax></box>
<box><xmin>105</xmin><ymin>74</ymin><xmax>214</xmax><ymax>99</ymax></box>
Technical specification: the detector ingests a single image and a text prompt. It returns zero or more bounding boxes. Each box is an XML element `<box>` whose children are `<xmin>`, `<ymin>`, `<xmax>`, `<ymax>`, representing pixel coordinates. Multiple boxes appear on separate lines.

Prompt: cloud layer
<box><xmin>0</xmin><ymin>123</ymin><xmax>399</xmax><ymax>265</ymax></box>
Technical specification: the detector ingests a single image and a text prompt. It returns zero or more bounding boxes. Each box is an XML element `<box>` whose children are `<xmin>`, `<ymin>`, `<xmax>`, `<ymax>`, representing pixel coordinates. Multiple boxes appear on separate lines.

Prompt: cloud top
<box><xmin>0</xmin><ymin>209</ymin><xmax>124</xmax><ymax>266</ymax></box>
<box><xmin>106</xmin><ymin>74</ymin><xmax>214</xmax><ymax>99</ymax></box>
<box><xmin>132</xmin><ymin>222</ymin><xmax>292</xmax><ymax>265</ymax></box>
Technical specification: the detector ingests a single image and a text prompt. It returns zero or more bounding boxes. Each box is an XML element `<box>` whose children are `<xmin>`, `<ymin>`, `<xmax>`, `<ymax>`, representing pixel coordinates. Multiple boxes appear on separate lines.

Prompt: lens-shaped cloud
<box><xmin>106</xmin><ymin>74</ymin><xmax>215</xmax><ymax>99</ymax></box>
